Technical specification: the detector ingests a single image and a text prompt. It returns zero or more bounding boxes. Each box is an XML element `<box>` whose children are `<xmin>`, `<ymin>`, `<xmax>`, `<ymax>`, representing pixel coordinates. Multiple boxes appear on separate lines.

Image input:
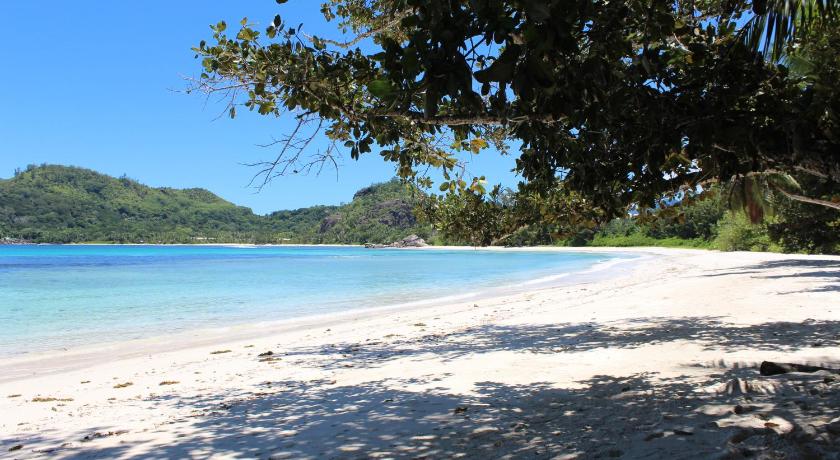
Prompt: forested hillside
<box><xmin>0</xmin><ymin>165</ymin><xmax>430</xmax><ymax>244</ymax></box>
<box><xmin>263</xmin><ymin>180</ymin><xmax>432</xmax><ymax>244</ymax></box>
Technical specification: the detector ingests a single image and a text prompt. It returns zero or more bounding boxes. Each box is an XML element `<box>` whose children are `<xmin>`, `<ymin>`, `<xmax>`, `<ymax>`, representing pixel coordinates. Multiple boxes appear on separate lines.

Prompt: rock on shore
<box><xmin>0</xmin><ymin>237</ymin><xmax>32</xmax><ymax>245</ymax></box>
<box><xmin>364</xmin><ymin>234</ymin><xmax>427</xmax><ymax>249</ymax></box>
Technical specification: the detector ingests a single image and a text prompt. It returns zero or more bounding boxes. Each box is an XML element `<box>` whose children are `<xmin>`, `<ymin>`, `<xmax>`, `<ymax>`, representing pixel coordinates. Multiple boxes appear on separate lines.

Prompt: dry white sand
<box><xmin>1</xmin><ymin>248</ymin><xmax>839</xmax><ymax>459</ymax></box>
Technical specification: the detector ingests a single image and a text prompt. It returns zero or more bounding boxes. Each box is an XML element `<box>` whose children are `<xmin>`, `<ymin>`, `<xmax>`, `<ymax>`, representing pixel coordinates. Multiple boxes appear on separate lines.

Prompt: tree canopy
<box><xmin>194</xmin><ymin>0</ymin><xmax>838</xmax><ymax>225</ymax></box>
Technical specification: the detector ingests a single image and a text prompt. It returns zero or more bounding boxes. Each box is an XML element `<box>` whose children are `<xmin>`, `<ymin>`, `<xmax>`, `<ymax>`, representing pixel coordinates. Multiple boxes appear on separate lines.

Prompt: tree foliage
<box><xmin>194</xmin><ymin>0</ymin><xmax>839</xmax><ymax>222</ymax></box>
<box><xmin>766</xmin><ymin>175</ymin><xmax>840</xmax><ymax>252</ymax></box>
<box><xmin>423</xmin><ymin>183</ymin><xmax>838</xmax><ymax>253</ymax></box>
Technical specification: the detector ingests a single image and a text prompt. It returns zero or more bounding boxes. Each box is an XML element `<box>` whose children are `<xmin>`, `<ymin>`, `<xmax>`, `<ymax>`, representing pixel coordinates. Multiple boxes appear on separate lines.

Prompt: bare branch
<box><xmin>377</xmin><ymin>111</ymin><xmax>564</xmax><ymax>126</ymax></box>
<box><xmin>243</xmin><ymin>114</ymin><xmax>341</xmax><ymax>190</ymax></box>
<box><xmin>309</xmin><ymin>10</ymin><xmax>414</xmax><ymax>49</ymax></box>
<box><xmin>770</xmin><ymin>184</ymin><xmax>840</xmax><ymax>210</ymax></box>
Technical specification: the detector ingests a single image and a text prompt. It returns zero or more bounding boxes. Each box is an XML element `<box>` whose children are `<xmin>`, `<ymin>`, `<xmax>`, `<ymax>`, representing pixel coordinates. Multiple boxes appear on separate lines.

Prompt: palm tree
<box><xmin>742</xmin><ymin>0</ymin><xmax>837</xmax><ymax>60</ymax></box>
<box><xmin>725</xmin><ymin>171</ymin><xmax>840</xmax><ymax>225</ymax></box>
<box><xmin>717</xmin><ymin>0</ymin><xmax>840</xmax><ymax>217</ymax></box>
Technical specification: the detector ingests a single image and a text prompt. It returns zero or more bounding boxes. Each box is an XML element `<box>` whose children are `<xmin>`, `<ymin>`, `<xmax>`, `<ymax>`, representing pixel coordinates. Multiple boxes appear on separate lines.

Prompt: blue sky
<box><xmin>0</xmin><ymin>1</ymin><xmax>518</xmax><ymax>214</ymax></box>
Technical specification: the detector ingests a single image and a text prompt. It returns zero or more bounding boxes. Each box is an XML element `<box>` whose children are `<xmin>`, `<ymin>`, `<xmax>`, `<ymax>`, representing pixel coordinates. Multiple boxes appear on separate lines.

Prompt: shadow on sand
<box><xmin>16</xmin><ymin>315</ymin><xmax>839</xmax><ymax>459</ymax></box>
<box><xmin>15</xmin><ymin>370</ymin><xmax>816</xmax><ymax>460</ymax></box>
<box><xmin>700</xmin><ymin>257</ymin><xmax>840</xmax><ymax>294</ymax></box>
<box><xmin>280</xmin><ymin>317</ymin><xmax>840</xmax><ymax>372</ymax></box>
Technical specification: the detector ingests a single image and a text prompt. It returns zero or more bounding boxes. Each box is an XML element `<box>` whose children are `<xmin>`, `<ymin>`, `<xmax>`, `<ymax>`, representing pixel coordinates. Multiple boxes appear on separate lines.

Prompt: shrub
<box><xmin>502</xmin><ymin>224</ymin><xmax>553</xmax><ymax>246</ymax></box>
<box><xmin>713</xmin><ymin>212</ymin><xmax>775</xmax><ymax>252</ymax></box>
<box><xmin>599</xmin><ymin>218</ymin><xmax>639</xmax><ymax>237</ymax></box>
<box><xmin>566</xmin><ymin>228</ymin><xmax>596</xmax><ymax>247</ymax></box>
<box><xmin>590</xmin><ymin>232</ymin><xmax>711</xmax><ymax>248</ymax></box>
<box><xmin>645</xmin><ymin>192</ymin><xmax>724</xmax><ymax>240</ymax></box>
<box><xmin>767</xmin><ymin>200</ymin><xmax>840</xmax><ymax>254</ymax></box>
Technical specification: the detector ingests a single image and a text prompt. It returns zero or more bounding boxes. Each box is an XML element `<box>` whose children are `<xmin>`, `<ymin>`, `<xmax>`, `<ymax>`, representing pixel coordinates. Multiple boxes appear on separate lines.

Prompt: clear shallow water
<box><xmin>0</xmin><ymin>245</ymin><xmax>618</xmax><ymax>356</ymax></box>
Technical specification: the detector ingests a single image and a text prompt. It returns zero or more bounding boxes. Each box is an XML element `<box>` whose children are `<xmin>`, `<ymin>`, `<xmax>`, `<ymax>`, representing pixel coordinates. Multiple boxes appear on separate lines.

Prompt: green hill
<box><xmin>280</xmin><ymin>180</ymin><xmax>430</xmax><ymax>244</ymax></box>
<box><xmin>0</xmin><ymin>164</ymin><xmax>431</xmax><ymax>244</ymax></box>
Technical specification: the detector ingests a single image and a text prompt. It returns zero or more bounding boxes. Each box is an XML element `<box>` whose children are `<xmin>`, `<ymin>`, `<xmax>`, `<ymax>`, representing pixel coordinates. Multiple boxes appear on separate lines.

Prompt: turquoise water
<box><xmin>0</xmin><ymin>245</ymin><xmax>616</xmax><ymax>356</ymax></box>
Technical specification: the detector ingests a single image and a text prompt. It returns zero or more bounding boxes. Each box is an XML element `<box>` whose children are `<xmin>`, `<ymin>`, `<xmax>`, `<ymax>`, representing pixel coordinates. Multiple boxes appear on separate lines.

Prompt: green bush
<box><xmin>645</xmin><ymin>194</ymin><xmax>724</xmax><ymax>240</ymax></box>
<box><xmin>590</xmin><ymin>232</ymin><xmax>712</xmax><ymax>249</ymax></box>
<box><xmin>501</xmin><ymin>224</ymin><xmax>554</xmax><ymax>247</ymax></box>
<box><xmin>599</xmin><ymin>218</ymin><xmax>639</xmax><ymax>237</ymax></box>
<box><xmin>713</xmin><ymin>212</ymin><xmax>776</xmax><ymax>252</ymax></box>
<box><xmin>566</xmin><ymin>228</ymin><xmax>596</xmax><ymax>247</ymax></box>
<box><xmin>766</xmin><ymin>200</ymin><xmax>840</xmax><ymax>254</ymax></box>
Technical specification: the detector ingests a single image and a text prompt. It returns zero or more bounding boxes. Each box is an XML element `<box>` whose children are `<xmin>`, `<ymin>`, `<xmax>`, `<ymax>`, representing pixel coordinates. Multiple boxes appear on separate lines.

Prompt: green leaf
<box><xmin>238</xmin><ymin>28</ymin><xmax>258</xmax><ymax>41</ymax></box>
<box><xmin>257</xmin><ymin>101</ymin><xmax>275</xmax><ymax>115</ymax></box>
<box><xmin>469</xmin><ymin>138</ymin><xmax>488</xmax><ymax>154</ymax></box>
<box><xmin>766</xmin><ymin>172</ymin><xmax>801</xmax><ymax>192</ymax></box>
<box><xmin>368</xmin><ymin>79</ymin><xmax>395</xmax><ymax>98</ymax></box>
<box><xmin>473</xmin><ymin>45</ymin><xmax>520</xmax><ymax>83</ymax></box>
<box><xmin>525</xmin><ymin>2</ymin><xmax>551</xmax><ymax>22</ymax></box>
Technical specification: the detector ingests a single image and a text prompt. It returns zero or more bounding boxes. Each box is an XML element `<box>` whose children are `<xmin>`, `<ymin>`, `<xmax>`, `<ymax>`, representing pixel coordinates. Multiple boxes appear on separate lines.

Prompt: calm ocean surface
<box><xmin>0</xmin><ymin>245</ymin><xmax>620</xmax><ymax>356</ymax></box>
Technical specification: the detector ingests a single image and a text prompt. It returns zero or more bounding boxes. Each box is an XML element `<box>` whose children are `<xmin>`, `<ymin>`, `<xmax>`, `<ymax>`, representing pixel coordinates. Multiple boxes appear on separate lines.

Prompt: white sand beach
<box><xmin>1</xmin><ymin>248</ymin><xmax>839</xmax><ymax>459</ymax></box>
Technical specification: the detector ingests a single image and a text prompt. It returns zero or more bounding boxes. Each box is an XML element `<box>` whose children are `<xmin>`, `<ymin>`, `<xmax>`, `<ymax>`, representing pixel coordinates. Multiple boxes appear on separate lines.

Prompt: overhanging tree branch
<box><xmin>770</xmin><ymin>183</ymin><xmax>840</xmax><ymax>210</ymax></box>
<box><xmin>376</xmin><ymin>111</ymin><xmax>564</xmax><ymax>126</ymax></box>
<box><xmin>310</xmin><ymin>10</ymin><xmax>414</xmax><ymax>49</ymax></box>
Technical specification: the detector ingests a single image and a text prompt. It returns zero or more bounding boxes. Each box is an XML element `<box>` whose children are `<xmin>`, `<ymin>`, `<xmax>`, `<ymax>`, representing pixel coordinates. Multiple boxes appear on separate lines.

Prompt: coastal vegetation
<box><xmin>1</xmin><ymin>164</ymin><xmax>837</xmax><ymax>252</ymax></box>
<box><xmin>190</xmin><ymin>0</ymin><xmax>839</xmax><ymax>251</ymax></box>
<box><xmin>422</xmin><ymin>185</ymin><xmax>840</xmax><ymax>253</ymax></box>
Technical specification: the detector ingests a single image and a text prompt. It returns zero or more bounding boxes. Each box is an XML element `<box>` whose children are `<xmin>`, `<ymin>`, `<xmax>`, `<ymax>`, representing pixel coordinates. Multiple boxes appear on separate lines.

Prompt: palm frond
<box><xmin>764</xmin><ymin>171</ymin><xmax>802</xmax><ymax>192</ymax></box>
<box><xmin>741</xmin><ymin>0</ymin><xmax>837</xmax><ymax>61</ymax></box>
<box><xmin>725</xmin><ymin>172</ymin><xmax>803</xmax><ymax>223</ymax></box>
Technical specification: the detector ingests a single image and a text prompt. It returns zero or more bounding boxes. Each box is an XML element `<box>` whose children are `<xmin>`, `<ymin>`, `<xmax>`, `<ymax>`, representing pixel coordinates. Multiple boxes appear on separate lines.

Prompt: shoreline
<box><xmin>2</xmin><ymin>248</ymin><xmax>838</xmax><ymax>458</ymax></box>
<box><xmin>6</xmin><ymin>241</ymin><xmax>709</xmax><ymax>251</ymax></box>
<box><xmin>0</xmin><ymin>247</ymin><xmax>650</xmax><ymax>383</ymax></box>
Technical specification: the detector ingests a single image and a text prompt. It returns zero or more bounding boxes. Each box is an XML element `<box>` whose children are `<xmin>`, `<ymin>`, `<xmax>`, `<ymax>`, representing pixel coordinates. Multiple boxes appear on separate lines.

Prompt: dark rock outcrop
<box><xmin>0</xmin><ymin>237</ymin><xmax>31</xmax><ymax>245</ymax></box>
<box><xmin>365</xmin><ymin>234</ymin><xmax>427</xmax><ymax>249</ymax></box>
<box><xmin>319</xmin><ymin>214</ymin><xmax>343</xmax><ymax>233</ymax></box>
<box><xmin>394</xmin><ymin>234</ymin><xmax>427</xmax><ymax>247</ymax></box>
